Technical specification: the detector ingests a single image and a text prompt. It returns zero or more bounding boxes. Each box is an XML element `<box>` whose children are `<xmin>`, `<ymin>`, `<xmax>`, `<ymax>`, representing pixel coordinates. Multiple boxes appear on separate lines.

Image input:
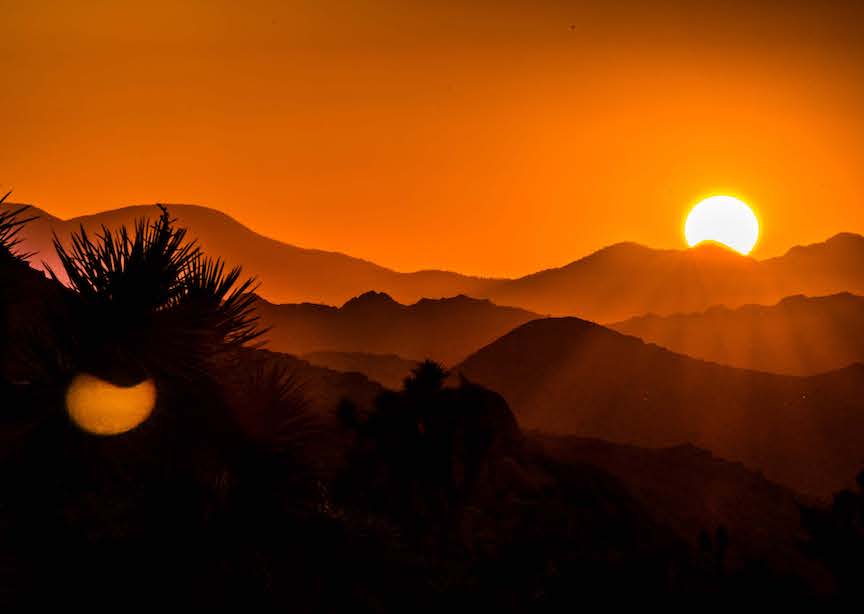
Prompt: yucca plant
<box><xmin>222</xmin><ymin>354</ymin><xmax>324</xmax><ymax>499</ymax></box>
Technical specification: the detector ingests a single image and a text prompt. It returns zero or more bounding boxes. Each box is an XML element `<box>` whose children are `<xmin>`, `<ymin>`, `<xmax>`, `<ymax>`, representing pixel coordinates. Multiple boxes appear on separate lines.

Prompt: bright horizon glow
<box><xmin>684</xmin><ymin>196</ymin><xmax>759</xmax><ymax>255</ymax></box>
<box><xmin>66</xmin><ymin>374</ymin><xmax>156</xmax><ymax>435</ymax></box>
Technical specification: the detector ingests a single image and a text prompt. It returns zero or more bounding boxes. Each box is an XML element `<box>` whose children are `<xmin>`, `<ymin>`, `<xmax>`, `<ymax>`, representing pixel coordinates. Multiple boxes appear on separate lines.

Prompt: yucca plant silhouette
<box><xmin>44</xmin><ymin>204</ymin><xmax>261</xmax><ymax>384</ymax></box>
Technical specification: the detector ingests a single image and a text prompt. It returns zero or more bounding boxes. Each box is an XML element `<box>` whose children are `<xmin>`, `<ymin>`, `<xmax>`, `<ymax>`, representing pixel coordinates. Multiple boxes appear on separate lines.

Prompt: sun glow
<box><xmin>684</xmin><ymin>196</ymin><xmax>759</xmax><ymax>255</ymax></box>
<box><xmin>65</xmin><ymin>374</ymin><xmax>156</xmax><ymax>435</ymax></box>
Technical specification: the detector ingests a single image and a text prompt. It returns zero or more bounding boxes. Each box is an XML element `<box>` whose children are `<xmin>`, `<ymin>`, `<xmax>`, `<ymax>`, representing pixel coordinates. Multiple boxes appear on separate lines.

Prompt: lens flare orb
<box><xmin>66</xmin><ymin>374</ymin><xmax>156</xmax><ymax>435</ymax></box>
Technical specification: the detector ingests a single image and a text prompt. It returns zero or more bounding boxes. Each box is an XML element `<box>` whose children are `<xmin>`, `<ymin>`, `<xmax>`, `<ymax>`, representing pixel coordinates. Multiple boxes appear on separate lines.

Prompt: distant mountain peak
<box><xmin>826</xmin><ymin>231</ymin><xmax>864</xmax><ymax>243</ymax></box>
<box><xmin>686</xmin><ymin>240</ymin><xmax>747</xmax><ymax>258</ymax></box>
<box><xmin>341</xmin><ymin>291</ymin><xmax>400</xmax><ymax>310</ymax></box>
<box><xmin>416</xmin><ymin>294</ymin><xmax>489</xmax><ymax>306</ymax></box>
<box><xmin>780</xmin><ymin>231</ymin><xmax>864</xmax><ymax>258</ymax></box>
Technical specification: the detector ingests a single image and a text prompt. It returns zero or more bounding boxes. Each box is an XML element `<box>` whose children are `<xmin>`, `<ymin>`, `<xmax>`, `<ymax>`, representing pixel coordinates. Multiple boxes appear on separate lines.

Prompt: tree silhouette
<box><xmin>403</xmin><ymin>359</ymin><xmax>448</xmax><ymax>396</ymax></box>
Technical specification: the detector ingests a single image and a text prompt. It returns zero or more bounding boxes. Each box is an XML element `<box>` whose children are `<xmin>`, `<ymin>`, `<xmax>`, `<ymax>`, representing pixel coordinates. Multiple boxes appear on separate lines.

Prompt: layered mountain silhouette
<box><xmin>457</xmin><ymin>317</ymin><xmax>864</xmax><ymax>497</ymax></box>
<box><xmin>253</xmin><ymin>291</ymin><xmax>540</xmax><ymax>366</ymax></box>
<box><xmin>2</xmin><ymin>201</ymin><xmax>853</xmax><ymax>598</ymax></box>
<box><xmin>14</xmin><ymin>204</ymin><xmax>499</xmax><ymax>306</ymax></box>
<box><xmin>614</xmin><ymin>292</ymin><xmax>864</xmax><ymax>375</ymax></box>
<box><xmin>13</xmin><ymin>203</ymin><xmax>864</xmax><ymax>322</ymax></box>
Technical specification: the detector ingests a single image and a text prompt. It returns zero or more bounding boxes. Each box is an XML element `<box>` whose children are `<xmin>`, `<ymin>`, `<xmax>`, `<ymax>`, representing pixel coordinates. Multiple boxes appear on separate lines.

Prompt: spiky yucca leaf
<box><xmin>49</xmin><ymin>205</ymin><xmax>198</xmax><ymax>315</ymax></box>
<box><xmin>0</xmin><ymin>192</ymin><xmax>37</xmax><ymax>263</ymax></box>
<box><xmin>176</xmin><ymin>256</ymin><xmax>263</xmax><ymax>349</ymax></box>
<box><xmin>227</xmin><ymin>358</ymin><xmax>315</xmax><ymax>448</ymax></box>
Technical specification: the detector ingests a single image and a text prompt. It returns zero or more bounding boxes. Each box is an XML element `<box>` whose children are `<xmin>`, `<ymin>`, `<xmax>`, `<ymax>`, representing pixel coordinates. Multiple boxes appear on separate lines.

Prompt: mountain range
<box><xmin>457</xmin><ymin>317</ymin><xmax>864</xmax><ymax>498</ymax></box>
<box><xmin>487</xmin><ymin>236</ymin><xmax>864</xmax><ymax>321</ymax></box>
<box><xmin>12</xmin><ymin>202</ymin><xmax>864</xmax><ymax>322</ymax></box>
<box><xmin>613</xmin><ymin>292</ymin><xmax>864</xmax><ymax>375</ymax></box>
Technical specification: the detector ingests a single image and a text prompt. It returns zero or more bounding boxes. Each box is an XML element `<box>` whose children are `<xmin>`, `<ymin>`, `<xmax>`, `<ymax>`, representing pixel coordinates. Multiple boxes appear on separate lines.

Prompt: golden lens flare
<box><xmin>65</xmin><ymin>374</ymin><xmax>156</xmax><ymax>436</ymax></box>
<box><xmin>684</xmin><ymin>195</ymin><xmax>759</xmax><ymax>255</ymax></box>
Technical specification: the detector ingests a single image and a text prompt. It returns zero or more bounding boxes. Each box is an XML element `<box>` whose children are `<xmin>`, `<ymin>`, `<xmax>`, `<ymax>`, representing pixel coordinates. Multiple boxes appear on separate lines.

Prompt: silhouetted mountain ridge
<box><xmin>253</xmin><ymin>291</ymin><xmax>541</xmax><ymax>367</ymax></box>
<box><xmin>613</xmin><ymin>292</ymin><xmax>864</xmax><ymax>375</ymax></box>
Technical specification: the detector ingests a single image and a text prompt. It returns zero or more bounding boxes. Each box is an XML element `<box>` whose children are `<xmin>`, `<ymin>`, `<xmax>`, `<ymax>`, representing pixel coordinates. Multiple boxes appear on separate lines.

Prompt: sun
<box><xmin>684</xmin><ymin>195</ymin><xmax>759</xmax><ymax>255</ymax></box>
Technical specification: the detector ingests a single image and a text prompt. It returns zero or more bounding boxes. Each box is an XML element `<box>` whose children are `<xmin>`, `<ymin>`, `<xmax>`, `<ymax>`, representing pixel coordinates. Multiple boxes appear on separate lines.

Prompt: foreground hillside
<box><xmin>458</xmin><ymin>317</ymin><xmax>864</xmax><ymax>497</ymax></box>
<box><xmin>13</xmin><ymin>202</ymin><xmax>864</xmax><ymax>322</ymax></box>
<box><xmin>532</xmin><ymin>435</ymin><xmax>829</xmax><ymax>588</ymax></box>
<box><xmin>613</xmin><ymin>292</ymin><xmax>864</xmax><ymax>375</ymax></box>
<box><xmin>254</xmin><ymin>291</ymin><xmax>540</xmax><ymax>366</ymax></box>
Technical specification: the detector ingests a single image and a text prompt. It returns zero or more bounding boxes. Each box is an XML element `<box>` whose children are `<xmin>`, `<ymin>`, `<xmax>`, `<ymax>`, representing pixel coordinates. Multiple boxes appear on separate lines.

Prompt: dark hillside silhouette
<box><xmin>613</xmin><ymin>292</ymin><xmax>864</xmax><ymax>375</ymax></box>
<box><xmin>801</xmin><ymin>469</ymin><xmax>864</xmax><ymax>595</ymax></box>
<box><xmin>458</xmin><ymin>317</ymin><xmax>864</xmax><ymax>497</ymax></box>
<box><xmin>535</xmin><ymin>435</ymin><xmax>830</xmax><ymax>588</ymax></box>
<box><xmin>334</xmin><ymin>362</ymin><xmax>828</xmax><ymax>600</ymax></box>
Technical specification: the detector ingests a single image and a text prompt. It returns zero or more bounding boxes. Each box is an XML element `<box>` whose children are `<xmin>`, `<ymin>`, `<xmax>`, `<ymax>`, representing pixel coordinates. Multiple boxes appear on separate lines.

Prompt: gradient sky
<box><xmin>4</xmin><ymin>0</ymin><xmax>864</xmax><ymax>276</ymax></box>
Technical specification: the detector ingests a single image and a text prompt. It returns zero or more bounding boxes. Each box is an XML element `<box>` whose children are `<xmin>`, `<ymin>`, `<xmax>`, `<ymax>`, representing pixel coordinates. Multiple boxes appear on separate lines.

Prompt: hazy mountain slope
<box><xmin>254</xmin><ymin>291</ymin><xmax>540</xmax><ymax>365</ymax></box>
<box><xmin>457</xmin><ymin>317</ymin><xmax>864</xmax><ymax>497</ymax></box>
<box><xmin>13</xmin><ymin>204</ymin><xmax>500</xmax><ymax>305</ymax></box>
<box><xmin>486</xmin><ymin>236</ymin><xmax>864</xmax><ymax>321</ymax></box>
<box><xmin>241</xmin><ymin>348</ymin><xmax>383</xmax><ymax>416</ymax></box>
<box><xmin>302</xmin><ymin>351</ymin><xmax>419</xmax><ymax>389</ymax></box>
<box><xmin>613</xmin><ymin>293</ymin><xmax>864</xmax><ymax>375</ymax></box>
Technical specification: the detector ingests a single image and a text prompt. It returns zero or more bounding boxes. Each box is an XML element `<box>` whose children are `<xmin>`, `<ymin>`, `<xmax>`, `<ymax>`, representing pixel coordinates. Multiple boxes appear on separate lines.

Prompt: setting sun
<box><xmin>684</xmin><ymin>196</ymin><xmax>759</xmax><ymax>255</ymax></box>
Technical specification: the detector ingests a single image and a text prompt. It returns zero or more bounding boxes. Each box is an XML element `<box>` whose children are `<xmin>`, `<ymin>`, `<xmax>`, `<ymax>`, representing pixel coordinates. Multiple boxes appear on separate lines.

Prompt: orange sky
<box><xmin>4</xmin><ymin>0</ymin><xmax>864</xmax><ymax>276</ymax></box>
